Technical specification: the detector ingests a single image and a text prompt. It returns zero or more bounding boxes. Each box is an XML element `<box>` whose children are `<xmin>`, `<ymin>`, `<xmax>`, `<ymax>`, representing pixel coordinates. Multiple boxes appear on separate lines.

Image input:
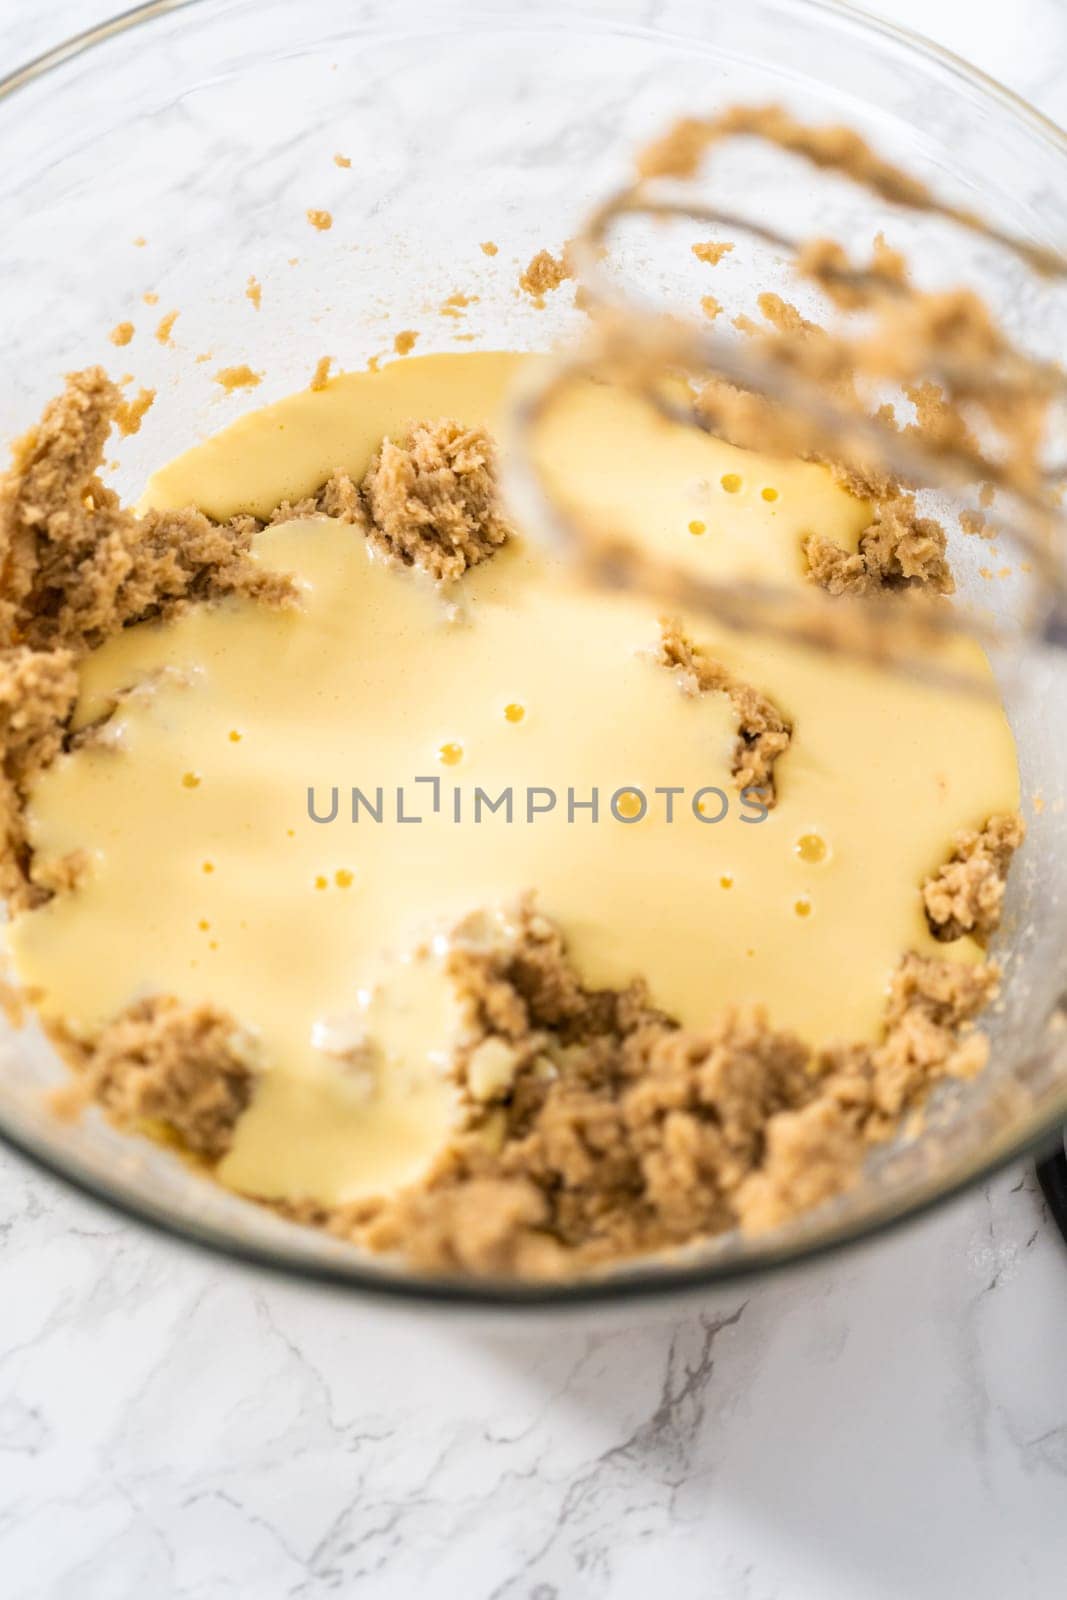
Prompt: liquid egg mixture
<box><xmin>0</xmin><ymin>349</ymin><xmax>1021</xmax><ymax>1276</ymax></box>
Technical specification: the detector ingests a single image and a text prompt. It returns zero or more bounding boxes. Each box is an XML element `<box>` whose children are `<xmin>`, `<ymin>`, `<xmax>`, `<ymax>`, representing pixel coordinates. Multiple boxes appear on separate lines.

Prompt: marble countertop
<box><xmin>1</xmin><ymin>2</ymin><xmax>1066</xmax><ymax>1596</ymax></box>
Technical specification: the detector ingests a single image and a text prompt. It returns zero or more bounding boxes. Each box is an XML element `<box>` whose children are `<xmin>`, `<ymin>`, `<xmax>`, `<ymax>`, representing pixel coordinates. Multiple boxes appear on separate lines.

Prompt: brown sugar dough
<box><xmin>0</xmin><ymin>368</ymin><xmax>294</xmax><ymax>655</ymax></box>
<box><xmin>309</xmin><ymin>355</ymin><xmax>333</xmax><ymax>391</ymax></box>
<box><xmin>362</xmin><ymin>421</ymin><xmax>512</xmax><ymax>581</ymax></box>
<box><xmin>804</xmin><ymin>494</ymin><xmax>953</xmax><ymax>597</ymax></box>
<box><xmin>303</xmin><ymin>901</ymin><xmax>1003</xmax><ymax>1277</ymax></box>
<box><xmin>732</xmin><ymin>950</ymin><xmax>998</xmax><ymax>1231</ymax></box>
<box><xmin>214</xmin><ymin>365</ymin><xmax>262</xmax><ymax>392</ymax></box>
<box><xmin>0</xmin><ymin>646</ymin><xmax>78</xmax><ymax>910</ymax></box>
<box><xmin>250</xmin><ymin>416</ymin><xmax>517</xmax><ymax>586</ymax></box>
<box><xmin>279</xmin><ymin>420</ymin><xmax>514</xmax><ymax>584</ymax></box>
<box><xmin>657</xmin><ymin>619</ymin><xmax>792</xmax><ymax>802</ymax></box>
<box><xmin>923</xmin><ymin>812</ymin><xmax>1025</xmax><ymax>941</ymax></box>
<box><xmin>519</xmin><ymin>248</ymin><xmax>573</xmax><ymax>304</ymax></box>
<box><xmin>114</xmin><ymin>387</ymin><xmax>156</xmax><ymax>438</ymax></box>
<box><xmin>54</xmin><ymin>995</ymin><xmax>260</xmax><ymax>1160</ymax></box>
<box><xmin>692</xmin><ymin>241</ymin><xmax>733</xmax><ymax>266</ymax></box>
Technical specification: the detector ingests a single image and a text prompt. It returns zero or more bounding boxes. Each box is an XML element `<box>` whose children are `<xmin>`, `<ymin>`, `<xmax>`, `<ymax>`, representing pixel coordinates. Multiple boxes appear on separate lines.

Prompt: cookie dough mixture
<box><xmin>0</xmin><ymin>348</ymin><xmax>1022</xmax><ymax>1277</ymax></box>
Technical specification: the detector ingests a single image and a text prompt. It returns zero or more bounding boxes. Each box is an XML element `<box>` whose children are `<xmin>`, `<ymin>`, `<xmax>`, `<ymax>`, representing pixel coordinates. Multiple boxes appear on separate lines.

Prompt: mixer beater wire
<box><xmin>504</xmin><ymin>104</ymin><xmax>1067</xmax><ymax>690</ymax></box>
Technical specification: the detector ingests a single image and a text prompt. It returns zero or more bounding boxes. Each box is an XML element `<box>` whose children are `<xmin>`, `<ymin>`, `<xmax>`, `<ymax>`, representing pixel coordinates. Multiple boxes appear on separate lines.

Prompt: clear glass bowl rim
<box><xmin>1</xmin><ymin>0</ymin><xmax>1065</xmax><ymax>1311</ymax></box>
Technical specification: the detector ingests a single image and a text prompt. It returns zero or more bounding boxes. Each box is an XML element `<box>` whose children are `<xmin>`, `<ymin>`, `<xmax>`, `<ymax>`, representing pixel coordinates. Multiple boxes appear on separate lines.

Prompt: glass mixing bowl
<box><xmin>1</xmin><ymin>0</ymin><xmax>1066</xmax><ymax>1312</ymax></box>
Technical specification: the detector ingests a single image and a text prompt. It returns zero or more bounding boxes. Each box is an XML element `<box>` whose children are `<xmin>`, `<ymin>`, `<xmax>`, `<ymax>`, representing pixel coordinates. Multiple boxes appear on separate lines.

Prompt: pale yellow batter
<box><xmin>8</xmin><ymin>352</ymin><xmax>1019</xmax><ymax>1210</ymax></box>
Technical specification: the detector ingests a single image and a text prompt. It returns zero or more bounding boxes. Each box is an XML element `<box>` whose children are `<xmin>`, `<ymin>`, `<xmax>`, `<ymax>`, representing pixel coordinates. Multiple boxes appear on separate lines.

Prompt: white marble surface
<box><xmin>1</xmin><ymin>2</ymin><xmax>1067</xmax><ymax>1596</ymax></box>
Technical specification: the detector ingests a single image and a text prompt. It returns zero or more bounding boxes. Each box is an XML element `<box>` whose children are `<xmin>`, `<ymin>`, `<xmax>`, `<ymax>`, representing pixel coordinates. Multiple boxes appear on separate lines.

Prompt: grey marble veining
<box><xmin>1</xmin><ymin>2</ymin><xmax>1067</xmax><ymax>1596</ymax></box>
<box><xmin>1</xmin><ymin>1137</ymin><xmax>1064</xmax><ymax>1598</ymax></box>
